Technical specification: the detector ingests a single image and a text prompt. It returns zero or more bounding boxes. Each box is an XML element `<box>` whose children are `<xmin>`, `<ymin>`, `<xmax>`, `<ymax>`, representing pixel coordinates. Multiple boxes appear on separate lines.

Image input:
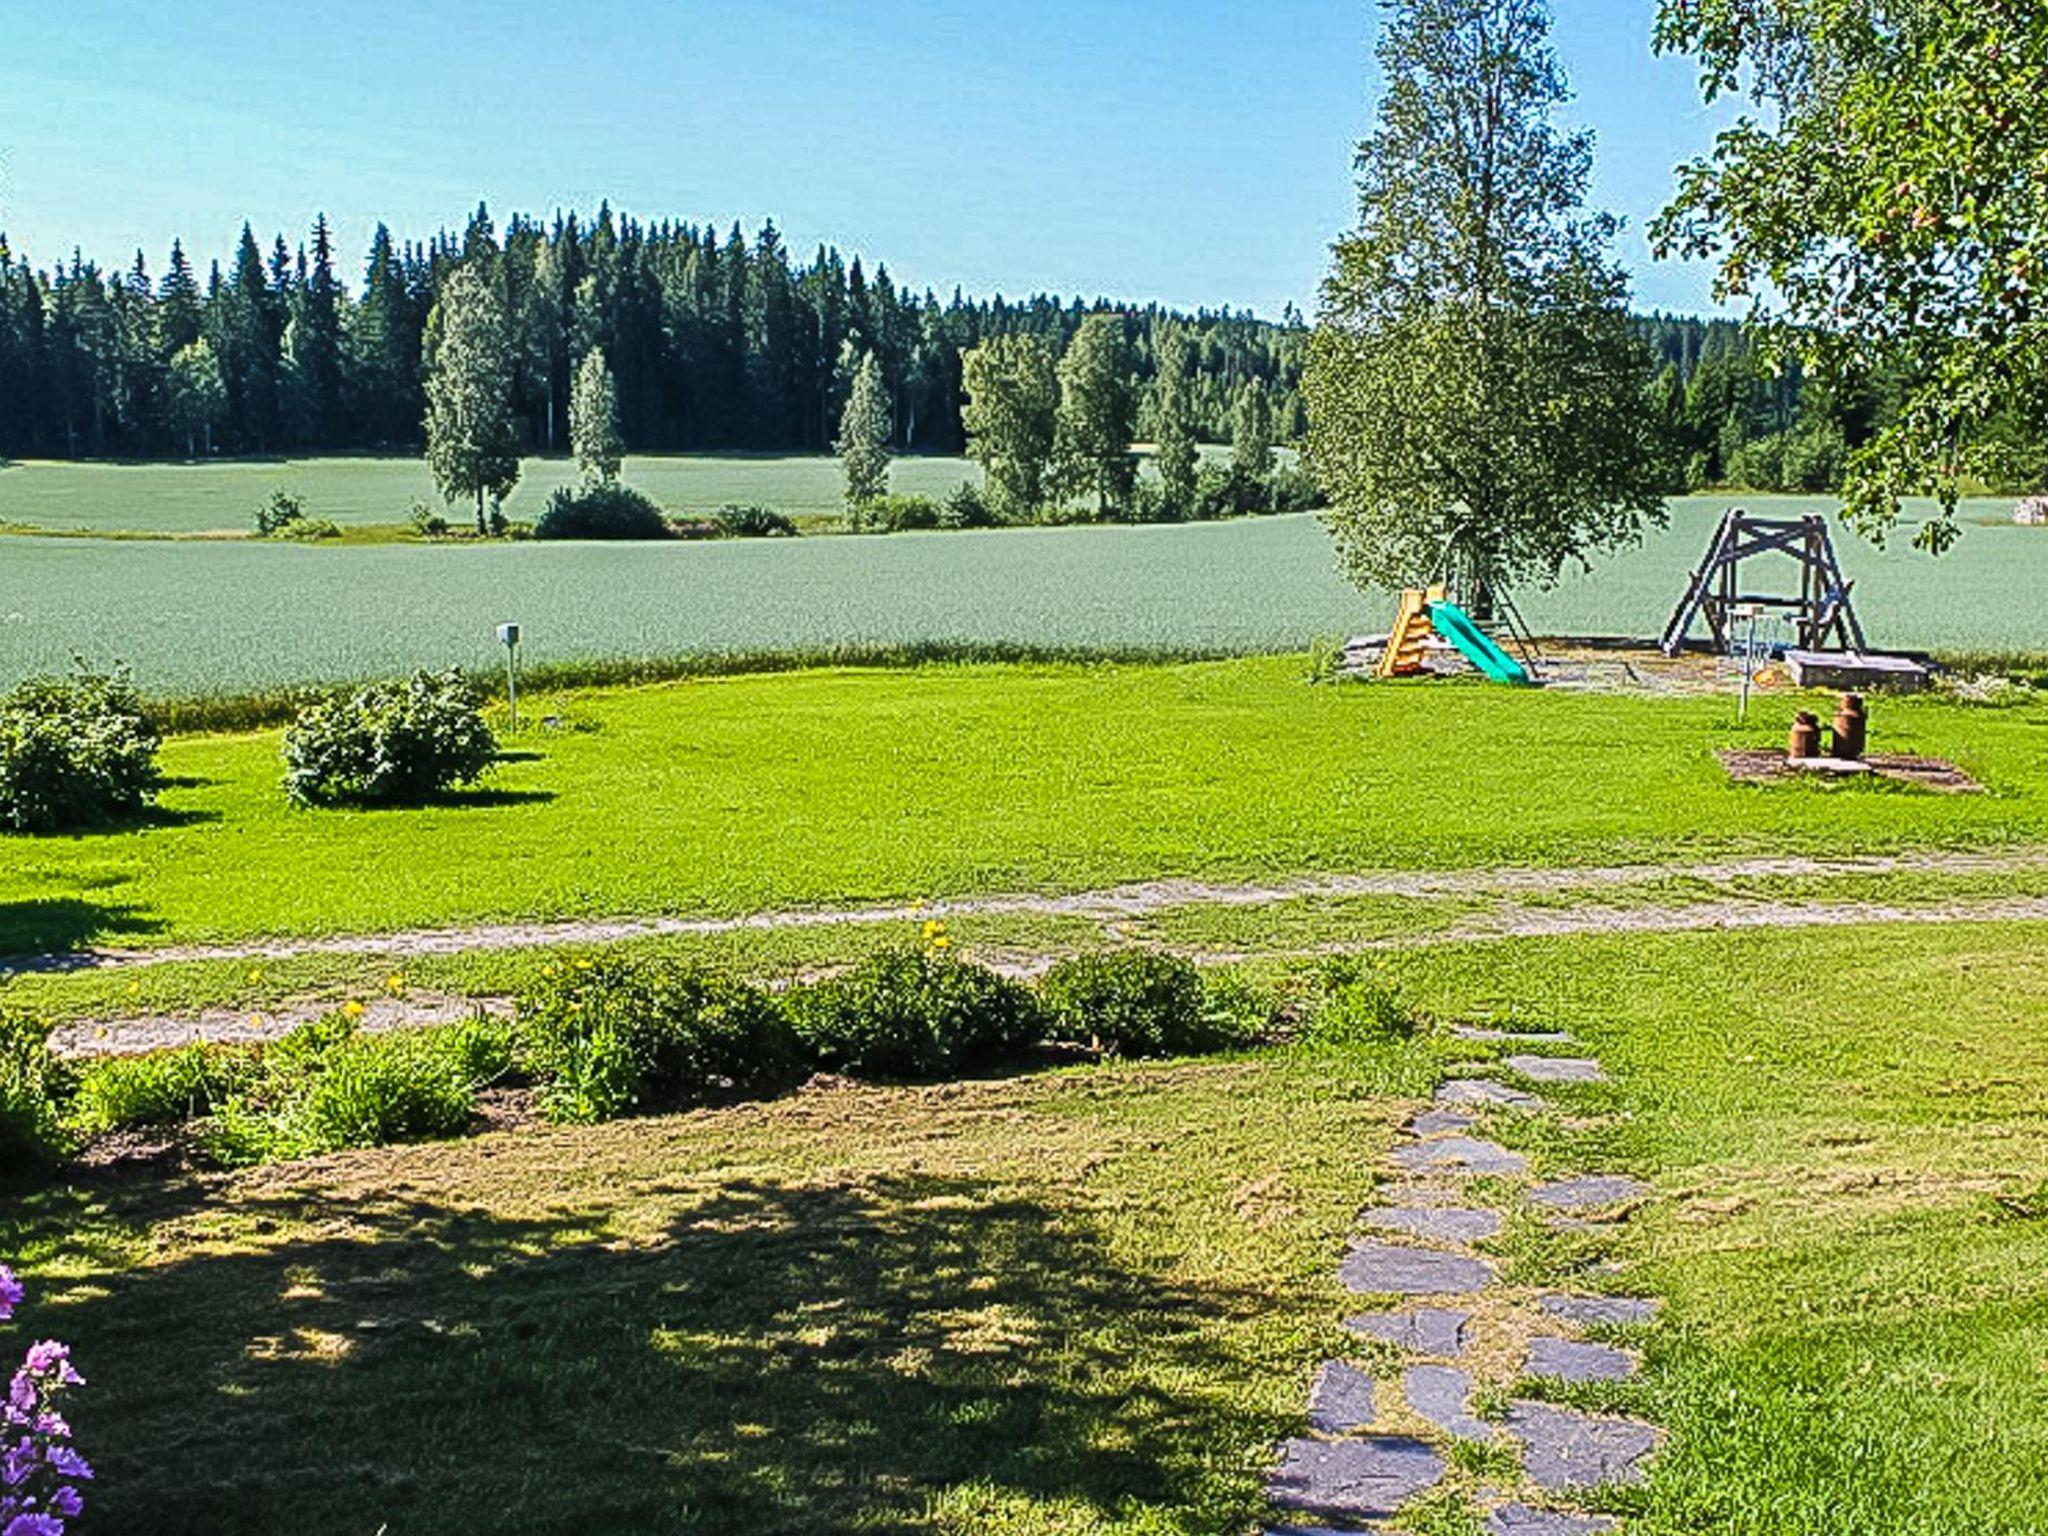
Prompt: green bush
<box><xmin>855</xmin><ymin>494</ymin><xmax>943</xmax><ymax>534</ymax></box>
<box><xmin>0</xmin><ymin>1013</ymin><xmax>70</xmax><ymax>1170</ymax></box>
<box><xmin>1198</xmin><ymin>968</ymin><xmax>1285</xmax><ymax>1048</ymax></box>
<box><xmin>282</xmin><ymin>669</ymin><xmax>497</xmax><ymax>806</ymax></box>
<box><xmin>1300</xmin><ymin>959</ymin><xmax>1419</xmax><ymax>1047</ymax></box>
<box><xmin>408</xmin><ymin>501</ymin><xmax>454</xmax><ymax>537</ymax></box>
<box><xmin>0</xmin><ymin>668</ymin><xmax>163</xmax><ymax>833</ymax></box>
<box><xmin>1267</xmin><ymin>464</ymin><xmax>1322</xmax><ymax>513</ymax></box>
<box><xmin>255</xmin><ymin>489</ymin><xmax>306</xmax><ymax>536</ymax></box>
<box><xmin>791</xmin><ymin>949</ymin><xmax>1043</xmax><ymax>1079</ymax></box>
<box><xmin>201</xmin><ymin>1013</ymin><xmax>503</xmax><ymax>1165</ymax></box>
<box><xmin>533</xmin><ymin>482</ymin><xmax>670</xmax><ymax>540</ymax></box>
<box><xmin>713</xmin><ymin>504</ymin><xmax>797</xmax><ymax>538</ymax></box>
<box><xmin>519</xmin><ymin>959</ymin><xmax>803</xmax><ymax>1123</ymax></box>
<box><xmin>281</xmin><ymin>516</ymin><xmax>342</xmax><ymax>541</ymax></box>
<box><xmin>940</xmin><ymin>482</ymin><xmax>996</xmax><ymax>529</ymax></box>
<box><xmin>1039</xmin><ymin>950</ymin><xmax>1231</xmax><ymax>1057</ymax></box>
<box><xmin>70</xmin><ymin>1044</ymin><xmax>246</xmax><ymax>1134</ymax></box>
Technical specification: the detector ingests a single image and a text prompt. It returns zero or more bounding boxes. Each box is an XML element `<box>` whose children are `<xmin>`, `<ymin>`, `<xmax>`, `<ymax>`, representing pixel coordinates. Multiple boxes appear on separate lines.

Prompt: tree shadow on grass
<box><xmin>0</xmin><ymin>898</ymin><xmax>165</xmax><ymax>962</ymax></box>
<box><xmin>18</xmin><ymin>1171</ymin><xmax>1277</xmax><ymax>1535</ymax></box>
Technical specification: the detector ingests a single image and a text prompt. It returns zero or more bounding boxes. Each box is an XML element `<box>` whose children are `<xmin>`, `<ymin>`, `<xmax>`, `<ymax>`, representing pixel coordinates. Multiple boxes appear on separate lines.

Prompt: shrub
<box><xmin>282</xmin><ymin>516</ymin><xmax>342</xmax><ymax>541</ymax></box>
<box><xmin>856</xmin><ymin>494</ymin><xmax>942</xmax><ymax>534</ymax></box>
<box><xmin>201</xmin><ymin>1013</ymin><xmax>501</xmax><ymax>1164</ymax></box>
<box><xmin>1268</xmin><ymin>463</ymin><xmax>1323</xmax><ymax>513</ymax></box>
<box><xmin>255</xmin><ymin>489</ymin><xmax>306</xmax><ymax>536</ymax></box>
<box><xmin>1300</xmin><ymin>959</ymin><xmax>1419</xmax><ymax>1047</ymax></box>
<box><xmin>0</xmin><ymin>669</ymin><xmax>163</xmax><ymax>833</ymax></box>
<box><xmin>713</xmin><ymin>503</ymin><xmax>797</xmax><ymax>538</ymax></box>
<box><xmin>0</xmin><ymin>1264</ymin><xmax>94</xmax><ymax>1534</ymax></box>
<box><xmin>939</xmin><ymin>482</ymin><xmax>996</xmax><ymax>529</ymax></box>
<box><xmin>519</xmin><ymin>959</ymin><xmax>802</xmax><ymax>1123</ymax></box>
<box><xmin>1199</xmin><ymin>968</ymin><xmax>1286</xmax><ymax>1048</ymax></box>
<box><xmin>69</xmin><ymin>1044</ymin><xmax>245</xmax><ymax>1134</ymax></box>
<box><xmin>791</xmin><ymin>949</ymin><xmax>1043</xmax><ymax>1079</ymax></box>
<box><xmin>0</xmin><ymin>1014</ymin><xmax>70</xmax><ymax>1170</ymax></box>
<box><xmin>408</xmin><ymin>501</ymin><xmax>454</xmax><ymax>537</ymax></box>
<box><xmin>1039</xmin><ymin>951</ymin><xmax>1229</xmax><ymax>1057</ymax></box>
<box><xmin>533</xmin><ymin>482</ymin><xmax>670</xmax><ymax>540</ymax></box>
<box><xmin>282</xmin><ymin>669</ymin><xmax>497</xmax><ymax>806</ymax></box>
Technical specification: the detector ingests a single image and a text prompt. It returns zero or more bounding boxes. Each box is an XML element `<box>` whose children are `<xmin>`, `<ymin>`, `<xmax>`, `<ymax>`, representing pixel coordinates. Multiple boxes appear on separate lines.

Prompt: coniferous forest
<box><xmin>1</xmin><ymin>202</ymin><xmax>2042</xmax><ymax>497</ymax></box>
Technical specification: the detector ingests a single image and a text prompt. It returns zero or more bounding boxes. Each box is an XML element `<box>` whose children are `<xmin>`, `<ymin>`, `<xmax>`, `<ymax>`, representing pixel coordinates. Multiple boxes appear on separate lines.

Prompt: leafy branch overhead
<box><xmin>1654</xmin><ymin>0</ymin><xmax>2048</xmax><ymax>550</ymax></box>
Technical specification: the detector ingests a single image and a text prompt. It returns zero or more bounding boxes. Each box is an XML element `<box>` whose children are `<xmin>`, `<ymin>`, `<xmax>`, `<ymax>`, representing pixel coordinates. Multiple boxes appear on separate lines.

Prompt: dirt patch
<box><xmin>47</xmin><ymin>992</ymin><xmax>508</xmax><ymax>1059</ymax></box>
<box><xmin>1718</xmin><ymin>749</ymin><xmax>1984</xmax><ymax>793</ymax></box>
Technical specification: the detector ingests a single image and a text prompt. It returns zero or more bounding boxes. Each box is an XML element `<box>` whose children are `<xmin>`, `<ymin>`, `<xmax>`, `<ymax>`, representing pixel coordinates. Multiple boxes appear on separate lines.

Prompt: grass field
<box><xmin>2</xmin><ymin>478</ymin><xmax>2045</xmax><ymax>698</ymax></box>
<box><xmin>7</xmin><ymin>920</ymin><xmax>2045</xmax><ymax>1533</ymax></box>
<box><xmin>4</xmin><ymin>656</ymin><xmax>2045</xmax><ymax>959</ymax></box>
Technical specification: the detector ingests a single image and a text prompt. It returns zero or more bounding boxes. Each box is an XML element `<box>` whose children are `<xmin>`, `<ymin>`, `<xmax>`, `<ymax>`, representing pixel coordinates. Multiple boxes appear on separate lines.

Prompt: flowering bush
<box><xmin>281</xmin><ymin>669</ymin><xmax>497</xmax><ymax>806</ymax></box>
<box><xmin>789</xmin><ymin>948</ymin><xmax>1043</xmax><ymax>1080</ymax></box>
<box><xmin>0</xmin><ymin>1017</ymin><xmax>70</xmax><ymax>1170</ymax></box>
<box><xmin>0</xmin><ymin>1264</ymin><xmax>92</xmax><ymax>1535</ymax></box>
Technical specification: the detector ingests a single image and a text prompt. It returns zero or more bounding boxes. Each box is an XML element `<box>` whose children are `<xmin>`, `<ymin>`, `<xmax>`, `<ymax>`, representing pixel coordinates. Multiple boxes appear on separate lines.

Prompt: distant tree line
<box><xmin>0</xmin><ymin>204</ymin><xmax>1309</xmax><ymax>463</ymax></box>
<box><xmin>1637</xmin><ymin>314</ymin><xmax>2048</xmax><ymax>497</ymax></box>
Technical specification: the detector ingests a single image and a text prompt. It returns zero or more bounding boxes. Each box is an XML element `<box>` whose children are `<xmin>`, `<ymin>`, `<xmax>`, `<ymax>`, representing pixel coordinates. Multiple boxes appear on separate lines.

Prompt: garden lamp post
<box><xmin>496</xmin><ymin>622</ymin><xmax>522</xmax><ymax>731</ymax></box>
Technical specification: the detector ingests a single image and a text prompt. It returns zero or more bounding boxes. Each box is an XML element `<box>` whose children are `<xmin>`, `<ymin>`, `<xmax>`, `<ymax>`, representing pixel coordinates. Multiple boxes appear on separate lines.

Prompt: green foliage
<box><xmin>518</xmin><ymin>959</ymin><xmax>802</xmax><ymax>1123</ymax></box>
<box><xmin>837</xmin><ymin>351</ymin><xmax>893</xmax><ymax>516</ymax></box>
<box><xmin>281</xmin><ymin>668</ymin><xmax>497</xmax><ymax>806</ymax></box>
<box><xmin>1149</xmin><ymin>321</ymin><xmax>1201</xmax><ymax>520</ymax></box>
<box><xmin>255</xmin><ymin>489</ymin><xmax>307</xmax><ymax>536</ymax></box>
<box><xmin>1054</xmin><ymin>315</ymin><xmax>1139</xmax><ymax>516</ymax></box>
<box><xmin>165</xmin><ymin>338</ymin><xmax>227</xmax><ymax>456</ymax></box>
<box><xmin>791</xmin><ymin>949</ymin><xmax>1043</xmax><ymax>1080</ymax></box>
<box><xmin>939</xmin><ymin>482</ymin><xmax>996</xmax><ymax>529</ymax></box>
<box><xmin>533</xmin><ymin>481</ymin><xmax>670</xmax><ymax>540</ymax></box>
<box><xmin>1039</xmin><ymin>951</ymin><xmax>1233</xmax><ymax>1058</ymax></box>
<box><xmin>963</xmin><ymin>334</ymin><xmax>1061</xmax><ymax>521</ymax></box>
<box><xmin>0</xmin><ymin>667</ymin><xmax>163</xmax><ymax>833</ymax></box>
<box><xmin>69</xmin><ymin>1044</ymin><xmax>244</xmax><ymax>1134</ymax></box>
<box><xmin>855</xmin><ymin>495</ymin><xmax>942</xmax><ymax>534</ymax></box>
<box><xmin>1300</xmin><ymin>958</ymin><xmax>1419</xmax><ymax>1047</ymax></box>
<box><xmin>201</xmin><ymin>1014</ymin><xmax>503</xmax><ymax>1165</ymax></box>
<box><xmin>1308</xmin><ymin>0</ymin><xmax>1665</xmax><ymax>608</ymax></box>
<box><xmin>408</xmin><ymin>501</ymin><xmax>454</xmax><ymax>537</ymax></box>
<box><xmin>570</xmin><ymin>348</ymin><xmax>625</xmax><ymax>485</ymax></box>
<box><xmin>425</xmin><ymin>262</ymin><xmax>520</xmax><ymax>534</ymax></box>
<box><xmin>1654</xmin><ymin>0</ymin><xmax>2048</xmax><ymax>551</ymax></box>
<box><xmin>0</xmin><ymin>1013</ymin><xmax>70</xmax><ymax>1170</ymax></box>
<box><xmin>1231</xmin><ymin>382</ymin><xmax>1276</xmax><ymax>486</ymax></box>
<box><xmin>712</xmin><ymin>503</ymin><xmax>797</xmax><ymax>538</ymax></box>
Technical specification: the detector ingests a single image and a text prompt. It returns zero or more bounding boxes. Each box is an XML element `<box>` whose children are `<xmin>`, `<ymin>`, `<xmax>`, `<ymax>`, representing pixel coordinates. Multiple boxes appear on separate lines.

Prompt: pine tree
<box><xmin>424</xmin><ymin>263</ymin><xmax>520</xmax><ymax>533</ymax></box>
<box><xmin>836</xmin><ymin>350</ymin><xmax>892</xmax><ymax>521</ymax></box>
<box><xmin>570</xmin><ymin>347</ymin><xmax>625</xmax><ymax>484</ymax></box>
<box><xmin>1054</xmin><ymin>314</ymin><xmax>1138</xmax><ymax>516</ymax></box>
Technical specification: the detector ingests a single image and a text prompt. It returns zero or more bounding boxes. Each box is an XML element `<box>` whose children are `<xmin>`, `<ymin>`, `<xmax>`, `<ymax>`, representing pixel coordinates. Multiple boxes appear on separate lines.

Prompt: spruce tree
<box><xmin>836</xmin><ymin>350</ymin><xmax>892</xmax><ymax>522</ymax></box>
<box><xmin>424</xmin><ymin>263</ymin><xmax>520</xmax><ymax>534</ymax></box>
<box><xmin>570</xmin><ymin>347</ymin><xmax>625</xmax><ymax>484</ymax></box>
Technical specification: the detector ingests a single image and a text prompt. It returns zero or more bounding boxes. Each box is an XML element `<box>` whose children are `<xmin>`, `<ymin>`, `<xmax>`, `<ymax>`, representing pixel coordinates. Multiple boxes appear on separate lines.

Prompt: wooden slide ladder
<box><xmin>1379</xmin><ymin>585</ymin><xmax>1447</xmax><ymax>678</ymax></box>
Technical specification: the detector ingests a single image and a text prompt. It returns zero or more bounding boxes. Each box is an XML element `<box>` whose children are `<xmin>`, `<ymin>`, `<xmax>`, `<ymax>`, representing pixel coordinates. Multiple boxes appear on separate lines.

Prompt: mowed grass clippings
<box><xmin>3</xmin><ymin>1043</ymin><xmax>1442</xmax><ymax>1536</ymax></box>
<box><xmin>1391</xmin><ymin>920</ymin><xmax>2048</xmax><ymax>1536</ymax></box>
<box><xmin>3</xmin><ymin>656</ymin><xmax>2047</xmax><ymax>957</ymax></box>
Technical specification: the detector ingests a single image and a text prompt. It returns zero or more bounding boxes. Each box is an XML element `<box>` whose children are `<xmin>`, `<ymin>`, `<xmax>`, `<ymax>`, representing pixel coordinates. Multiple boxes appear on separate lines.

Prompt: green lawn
<box><xmin>5</xmin><ymin>657</ymin><xmax>2046</xmax><ymax>958</ymax></box>
<box><xmin>9</xmin><ymin>919</ymin><xmax>2047</xmax><ymax>1533</ymax></box>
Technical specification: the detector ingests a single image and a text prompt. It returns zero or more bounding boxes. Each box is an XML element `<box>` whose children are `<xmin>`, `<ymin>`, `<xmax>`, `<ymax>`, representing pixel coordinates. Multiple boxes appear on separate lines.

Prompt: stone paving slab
<box><xmin>1453</xmin><ymin>1026</ymin><xmax>1575</xmax><ymax>1044</ymax></box>
<box><xmin>1268</xmin><ymin>1435</ymin><xmax>1445</xmax><ymax>1521</ymax></box>
<box><xmin>1436</xmin><ymin>1078</ymin><xmax>1547</xmax><ymax>1112</ymax></box>
<box><xmin>1484</xmin><ymin>1505</ymin><xmax>1617</xmax><ymax>1535</ymax></box>
<box><xmin>1308</xmin><ymin>1360</ymin><xmax>1380</xmax><ymax>1435</ymax></box>
<box><xmin>1341</xmin><ymin>1241</ymin><xmax>1494</xmax><ymax>1296</ymax></box>
<box><xmin>1537</xmin><ymin>1294</ymin><xmax>1660</xmax><ymax>1328</ymax></box>
<box><xmin>1524</xmin><ymin>1336</ymin><xmax>1640</xmax><ymax>1383</ymax></box>
<box><xmin>1403</xmin><ymin>1364</ymin><xmax>1496</xmax><ymax>1443</ymax></box>
<box><xmin>1528</xmin><ymin>1175</ymin><xmax>1649</xmax><ymax>1211</ymax></box>
<box><xmin>1344</xmin><ymin>1307</ymin><xmax>1470</xmax><ymax>1357</ymax></box>
<box><xmin>1504</xmin><ymin>1055</ymin><xmax>1606</xmax><ymax>1084</ymax></box>
<box><xmin>1407</xmin><ymin>1107</ymin><xmax>1479</xmax><ymax>1136</ymax></box>
<box><xmin>1391</xmin><ymin>1135</ymin><xmax>1529</xmax><ymax>1177</ymax></box>
<box><xmin>1505</xmin><ymin>1401</ymin><xmax>1659</xmax><ymax>1489</ymax></box>
<box><xmin>1361</xmin><ymin>1205</ymin><xmax>1504</xmax><ymax>1244</ymax></box>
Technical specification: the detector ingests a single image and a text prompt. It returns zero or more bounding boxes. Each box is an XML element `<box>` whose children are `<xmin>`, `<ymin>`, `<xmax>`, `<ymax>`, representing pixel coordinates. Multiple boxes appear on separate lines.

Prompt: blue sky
<box><xmin>0</xmin><ymin>0</ymin><xmax>1734</xmax><ymax>317</ymax></box>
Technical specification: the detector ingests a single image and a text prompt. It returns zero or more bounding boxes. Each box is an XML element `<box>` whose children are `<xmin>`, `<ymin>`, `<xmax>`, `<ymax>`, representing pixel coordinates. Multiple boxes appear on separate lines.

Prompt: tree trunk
<box><xmin>476</xmin><ymin>487</ymin><xmax>488</xmax><ymax>537</ymax></box>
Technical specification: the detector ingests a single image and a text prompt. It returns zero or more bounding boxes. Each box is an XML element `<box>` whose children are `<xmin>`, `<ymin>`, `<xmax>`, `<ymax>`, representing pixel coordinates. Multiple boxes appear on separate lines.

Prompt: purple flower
<box><xmin>4</xmin><ymin>1514</ymin><xmax>64</xmax><ymax>1536</ymax></box>
<box><xmin>0</xmin><ymin>1272</ymin><xmax>20</xmax><ymax>1324</ymax></box>
<box><xmin>38</xmin><ymin>1450</ymin><xmax>85</xmax><ymax>1485</ymax></box>
<box><xmin>17</xmin><ymin>1348</ymin><xmax>70</xmax><ymax>1388</ymax></box>
<box><xmin>46</xmin><ymin>1487</ymin><xmax>82</xmax><ymax>1518</ymax></box>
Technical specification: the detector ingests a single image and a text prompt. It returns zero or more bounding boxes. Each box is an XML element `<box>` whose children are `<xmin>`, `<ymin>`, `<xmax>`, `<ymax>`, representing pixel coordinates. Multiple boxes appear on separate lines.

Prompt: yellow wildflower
<box><xmin>342</xmin><ymin>1000</ymin><xmax>365</xmax><ymax>1019</ymax></box>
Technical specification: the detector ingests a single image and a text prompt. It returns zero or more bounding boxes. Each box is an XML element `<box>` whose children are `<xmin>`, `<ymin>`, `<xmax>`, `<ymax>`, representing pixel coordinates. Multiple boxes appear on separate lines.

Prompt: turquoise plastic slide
<box><xmin>1427</xmin><ymin>601</ymin><xmax>1532</xmax><ymax>685</ymax></box>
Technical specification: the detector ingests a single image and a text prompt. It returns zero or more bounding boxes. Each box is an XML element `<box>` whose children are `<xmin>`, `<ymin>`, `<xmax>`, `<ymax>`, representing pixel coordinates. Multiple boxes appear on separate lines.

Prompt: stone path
<box><xmin>1263</xmin><ymin>1027</ymin><xmax>1660</xmax><ymax>1533</ymax></box>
